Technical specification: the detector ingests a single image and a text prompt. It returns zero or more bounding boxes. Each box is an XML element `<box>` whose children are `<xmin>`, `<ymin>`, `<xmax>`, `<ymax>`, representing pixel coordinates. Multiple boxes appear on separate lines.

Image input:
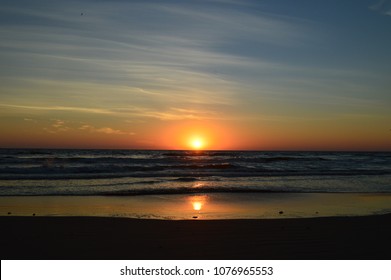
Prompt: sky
<box><xmin>0</xmin><ymin>0</ymin><xmax>390</xmax><ymax>150</ymax></box>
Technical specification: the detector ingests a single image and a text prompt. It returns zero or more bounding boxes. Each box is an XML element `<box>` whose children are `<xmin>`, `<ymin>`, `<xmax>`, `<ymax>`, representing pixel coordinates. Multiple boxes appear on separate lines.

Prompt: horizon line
<box><xmin>0</xmin><ymin>147</ymin><xmax>390</xmax><ymax>153</ymax></box>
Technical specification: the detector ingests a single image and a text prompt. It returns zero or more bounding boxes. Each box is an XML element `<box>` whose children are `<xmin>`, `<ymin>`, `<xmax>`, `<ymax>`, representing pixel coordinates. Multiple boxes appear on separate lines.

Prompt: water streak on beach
<box><xmin>0</xmin><ymin>149</ymin><xmax>390</xmax><ymax>196</ymax></box>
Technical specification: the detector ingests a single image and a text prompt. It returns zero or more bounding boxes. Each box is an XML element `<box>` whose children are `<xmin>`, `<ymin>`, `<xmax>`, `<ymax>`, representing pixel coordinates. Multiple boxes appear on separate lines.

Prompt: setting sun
<box><xmin>158</xmin><ymin>121</ymin><xmax>237</xmax><ymax>150</ymax></box>
<box><xmin>190</xmin><ymin>138</ymin><xmax>204</xmax><ymax>150</ymax></box>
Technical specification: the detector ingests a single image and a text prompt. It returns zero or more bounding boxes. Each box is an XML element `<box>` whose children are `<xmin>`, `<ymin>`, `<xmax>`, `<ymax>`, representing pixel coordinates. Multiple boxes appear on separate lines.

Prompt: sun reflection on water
<box><xmin>192</xmin><ymin>182</ymin><xmax>204</xmax><ymax>188</ymax></box>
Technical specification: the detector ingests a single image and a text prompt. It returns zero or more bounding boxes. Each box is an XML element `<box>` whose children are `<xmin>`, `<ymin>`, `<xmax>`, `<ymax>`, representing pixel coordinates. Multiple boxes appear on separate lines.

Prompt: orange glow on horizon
<box><xmin>2</xmin><ymin>113</ymin><xmax>390</xmax><ymax>151</ymax></box>
<box><xmin>157</xmin><ymin>121</ymin><xmax>237</xmax><ymax>150</ymax></box>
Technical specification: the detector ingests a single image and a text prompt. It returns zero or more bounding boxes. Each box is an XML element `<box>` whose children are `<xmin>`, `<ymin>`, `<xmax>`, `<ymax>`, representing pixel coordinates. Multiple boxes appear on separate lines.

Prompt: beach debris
<box><xmin>315</xmin><ymin>211</ymin><xmax>319</xmax><ymax>214</ymax></box>
<box><xmin>8</xmin><ymin>212</ymin><xmax>11</xmax><ymax>215</ymax></box>
<box><xmin>279</xmin><ymin>211</ymin><xmax>284</xmax><ymax>215</ymax></box>
<box><xmin>192</xmin><ymin>216</ymin><xmax>198</xmax><ymax>219</ymax></box>
<box><xmin>32</xmin><ymin>213</ymin><xmax>36</xmax><ymax>216</ymax></box>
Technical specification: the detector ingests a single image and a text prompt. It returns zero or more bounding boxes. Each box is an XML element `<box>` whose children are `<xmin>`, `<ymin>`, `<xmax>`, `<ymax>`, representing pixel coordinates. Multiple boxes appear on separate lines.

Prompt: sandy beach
<box><xmin>1</xmin><ymin>214</ymin><xmax>390</xmax><ymax>260</ymax></box>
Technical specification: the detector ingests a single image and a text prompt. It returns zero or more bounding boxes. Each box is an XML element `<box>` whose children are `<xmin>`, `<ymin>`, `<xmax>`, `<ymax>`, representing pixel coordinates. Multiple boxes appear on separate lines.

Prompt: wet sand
<box><xmin>1</xmin><ymin>193</ymin><xmax>390</xmax><ymax>219</ymax></box>
<box><xmin>1</xmin><ymin>214</ymin><xmax>390</xmax><ymax>259</ymax></box>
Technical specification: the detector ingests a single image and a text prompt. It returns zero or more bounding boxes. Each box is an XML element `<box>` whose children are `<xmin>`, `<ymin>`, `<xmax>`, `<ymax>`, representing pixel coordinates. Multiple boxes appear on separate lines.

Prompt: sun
<box><xmin>191</xmin><ymin>138</ymin><xmax>204</xmax><ymax>150</ymax></box>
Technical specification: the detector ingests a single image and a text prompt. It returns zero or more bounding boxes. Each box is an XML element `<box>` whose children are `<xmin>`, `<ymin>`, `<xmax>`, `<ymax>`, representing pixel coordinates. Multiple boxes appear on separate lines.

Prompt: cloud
<box><xmin>20</xmin><ymin>116</ymin><xmax>134</xmax><ymax>136</ymax></box>
<box><xmin>43</xmin><ymin>119</ymin><xmax>70</xmax><ymax>134</ymax></box>
<box><xmin>0</xmin><ymin>102</ymin><xmax>225</xmax><ymax>121</ymax></box>
<box><xmin>0</xmin><ymin>103</ymin><xmax>113</xmax><ymax>115</ymax></box>
<box><xmin>79</xmin><ymin>124</ymin><xmax>134</xmax><ymax>135</ymax></box>
<box><xmin>370</xmin><ymin>0</ymin><xmax>391</xmax><ymax>15</ymax></box>
<box><xmin>23</xmin><ymin>118</ymin><xmax>37</xmax><ymax>123</ymax></box>
<box><xmin>0</xmin><ymin>0</ymin><xmax>311</xmax><ymax>96</ymax></box>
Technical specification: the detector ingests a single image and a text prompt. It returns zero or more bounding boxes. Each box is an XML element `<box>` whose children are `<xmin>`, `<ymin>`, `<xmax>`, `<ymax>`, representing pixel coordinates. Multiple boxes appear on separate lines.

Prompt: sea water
<box><xmin>0</xmin><ymin>149</ymin><xmax>390</xmax><ymax>195</ymax></box>
<box><xmin>0</xmin><ymin>149</ymin><xmax>390</xmax><ymax>219</ymax></box>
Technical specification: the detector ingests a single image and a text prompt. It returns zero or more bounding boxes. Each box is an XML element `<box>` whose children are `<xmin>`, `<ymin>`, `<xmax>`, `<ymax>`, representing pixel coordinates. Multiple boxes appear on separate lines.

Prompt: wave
<box><xmin>0</xmin><ymin>169</ymin><xmax>389</xmax><ymax>180</ymax></box>
<box><xmin>1</xmin><ymin>150</ymin><xmax>390</xmax><ymax>183</ymax></box>
<box><xmin>255</xmin><ymin>156</ymin><xmax>328</xmax><ymax>163</ymax></box>
<box><xmin>100</xmin><ymin>187</ymin><xmax>291</xmax><ymax>196</ymax></box>
<box><xmin>174</xmin><ymin>177</ymin><xmax>199</xmax><ymax>182</ymax></box>
<box><xmin>162</xmin><ymin>151</ymin><xmax>239</xmax><ymax>157</ymax></box>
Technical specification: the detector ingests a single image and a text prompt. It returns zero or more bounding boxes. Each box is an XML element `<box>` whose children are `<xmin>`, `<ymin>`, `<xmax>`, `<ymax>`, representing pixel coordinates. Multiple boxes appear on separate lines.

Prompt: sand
<box><xmin>1</xmin><ymin>214</ymin><xmax>390</xmax><ymax>260</ymax></box>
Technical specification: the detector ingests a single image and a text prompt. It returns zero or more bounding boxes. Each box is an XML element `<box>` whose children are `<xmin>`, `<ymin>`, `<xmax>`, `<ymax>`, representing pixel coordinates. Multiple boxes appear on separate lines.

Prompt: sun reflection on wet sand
<box><xmin>189</xmin><ymin>195</ymin><xmax>207</xmax><ymax>210</ymax></box>
<box><xmin>192</xmin><ymin>201</ymin><xmax>202</xmax><ymax>211</ymax></box>
<box><xmin>188</xmin><ymin>195</ymin><xmax>208</xmax><ymax>215</ymax></box>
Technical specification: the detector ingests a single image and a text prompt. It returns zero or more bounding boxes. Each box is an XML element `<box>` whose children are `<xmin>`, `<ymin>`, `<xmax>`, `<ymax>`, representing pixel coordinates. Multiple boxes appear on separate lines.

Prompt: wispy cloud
<box><xmin>23</xmin><ymin>118</ymin><xmax>37</xmax><ymax>123</ymax></box>
<box><xmin>370</xmin><ymin>0</ymin><xmax>391</xmax><ymax>15</ymax></box>
<box><xmin>0</xmin><ymin>103</ymin><xmax>113</xmax><ymax>115</ymax></box>
<box><xmin>38</xmin><ymin>118</ymin><xmax>134</xmax><ymax>135</ymax></box>
<box><xmin>79</xmin><ymin>124</ymin><xmax>134</xmax><ymax>135</ymax></box>
<box><xmin>0</xmin><ymin>102</ymin><xmax>223</xmax><ymax>121</ymax></box>
<box><xmin>43</xmin><ymin>119</ymin><xmax>71</xmax><ymax>134</ymax></box>
<box><xmin>0</xmin><ymin>0</ymin><xmax>312</xmax><ymax>107</ymax></box>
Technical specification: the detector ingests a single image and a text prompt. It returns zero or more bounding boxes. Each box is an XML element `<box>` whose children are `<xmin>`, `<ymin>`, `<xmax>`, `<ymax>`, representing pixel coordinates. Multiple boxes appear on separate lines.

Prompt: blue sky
<box><xmin>0</xmin><ymin>0</ymin><xmax>390</xmax><ymax>149</ymax></box>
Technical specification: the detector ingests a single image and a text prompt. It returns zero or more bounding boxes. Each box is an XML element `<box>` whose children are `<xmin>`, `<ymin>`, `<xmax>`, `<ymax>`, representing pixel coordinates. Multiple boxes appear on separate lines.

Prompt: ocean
<box><xmin>0</xmin><ymin>149</ymin><xmax>390</xmax><ymax>195</ymax></box>
<box><xmin>1</xmin><ymin>149</ymin><xmax>390</xmax><ymax>219</ymax></box>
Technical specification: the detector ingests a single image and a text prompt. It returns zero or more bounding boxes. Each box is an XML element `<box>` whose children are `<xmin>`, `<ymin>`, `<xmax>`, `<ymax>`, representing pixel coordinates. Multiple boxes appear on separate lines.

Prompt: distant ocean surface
<box><xmin>0</xmin><ymin>149</ymin><xmax>390</xmax><ymax>196</ymax></box>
